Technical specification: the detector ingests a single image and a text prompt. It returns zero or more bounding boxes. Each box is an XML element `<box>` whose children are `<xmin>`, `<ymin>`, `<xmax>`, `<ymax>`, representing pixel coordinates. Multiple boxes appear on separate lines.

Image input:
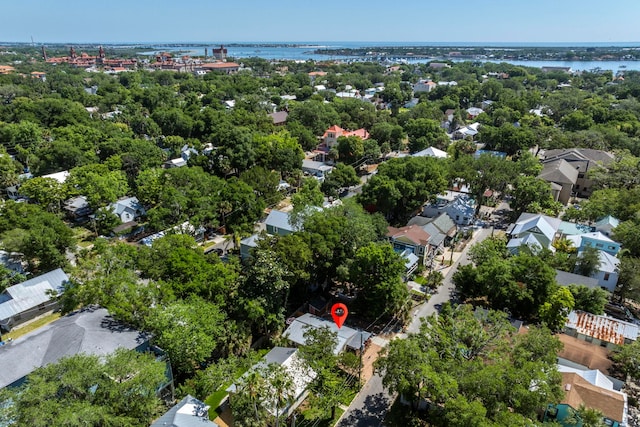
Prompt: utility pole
<box><xmin>358</xmin><ymin>332</ymin><xmax>364</xmax><ymax>385</ymax></box>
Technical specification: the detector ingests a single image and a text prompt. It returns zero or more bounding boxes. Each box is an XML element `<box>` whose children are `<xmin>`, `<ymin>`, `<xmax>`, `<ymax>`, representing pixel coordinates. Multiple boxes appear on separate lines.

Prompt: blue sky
<box><xmin>2</xmin><ymin>0</ymin><xmax>639</xmax><ymax>44</ymax></box>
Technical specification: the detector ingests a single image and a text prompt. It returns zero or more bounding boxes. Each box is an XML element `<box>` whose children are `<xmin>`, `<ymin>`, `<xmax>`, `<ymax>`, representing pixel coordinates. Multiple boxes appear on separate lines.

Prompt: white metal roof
<box><xmin>0</xmin><ymin>268</ymin><xmax>68</xmax><ymax>322</ymax></box>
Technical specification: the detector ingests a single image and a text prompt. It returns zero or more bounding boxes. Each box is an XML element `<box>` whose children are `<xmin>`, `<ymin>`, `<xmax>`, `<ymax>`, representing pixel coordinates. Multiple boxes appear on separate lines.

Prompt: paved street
<box><xmin>406</xmin><ymin>226</ymin><xmax>493</xmax><ymax>334</ymax></box>
<box><xmin>336</xmin><ymin>226</ymin><xmax>494</xmax><ymax>426</ymax></box>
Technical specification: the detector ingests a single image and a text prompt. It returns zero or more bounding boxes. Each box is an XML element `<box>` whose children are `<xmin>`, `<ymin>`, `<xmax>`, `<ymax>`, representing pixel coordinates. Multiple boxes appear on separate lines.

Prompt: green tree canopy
<box><xmin>0</xmin><ymin>348</ymin><xmax>167</xmax><ymax>427</ymax></box>
<box><xmin>375</xmin><ymin>305</ymin><xmax>562</xmax><ymax>426</ymax></box>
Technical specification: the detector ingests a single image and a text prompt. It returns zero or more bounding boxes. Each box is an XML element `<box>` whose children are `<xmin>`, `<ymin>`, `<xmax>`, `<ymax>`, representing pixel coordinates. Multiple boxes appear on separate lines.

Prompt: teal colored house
<box><xmin>567</xmin><ymin>231</ymin><xmax>621</xmax><ymax>256</ymax></box>
<box><xmin>265</xmin><ymin>210</ymin><xmax>297</xmax><ymax>236</ymax></box>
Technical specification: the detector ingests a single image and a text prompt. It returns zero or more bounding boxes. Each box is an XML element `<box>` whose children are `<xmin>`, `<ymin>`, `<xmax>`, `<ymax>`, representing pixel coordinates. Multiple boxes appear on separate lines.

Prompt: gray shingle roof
<box><xmin>555</xmin><ymin>270</ymin><xmax>600</xmax><ymax>288</ymax></box>
<box><xmin>0</xmin><ymin>307</ymin><xmax>150</xmax><ymax>389</ymax></box>
<box><xmin>538</xmin><ymin>159</ymin><xmax>579</xmax><ymax>184</ymax></box>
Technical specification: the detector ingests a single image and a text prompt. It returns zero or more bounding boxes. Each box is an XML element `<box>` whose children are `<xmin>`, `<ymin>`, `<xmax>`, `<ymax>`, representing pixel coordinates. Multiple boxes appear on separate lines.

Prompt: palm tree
<box><xmin>553</xmin><ymin>237</ymin><xmax>576</xmax><ymax>254</ymax></box>
<box><xmin>577</xmin><ymin>404</ymin><xmax>606</xmax><ymax>427</ymax></box>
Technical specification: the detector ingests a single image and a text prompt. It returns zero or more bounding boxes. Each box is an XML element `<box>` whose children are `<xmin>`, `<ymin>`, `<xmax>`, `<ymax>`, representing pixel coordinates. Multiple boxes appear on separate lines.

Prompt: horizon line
<box><xmin>2</xmin><ymin>40</ymin><xmax>640</xmax><ymax>46</ymax></box>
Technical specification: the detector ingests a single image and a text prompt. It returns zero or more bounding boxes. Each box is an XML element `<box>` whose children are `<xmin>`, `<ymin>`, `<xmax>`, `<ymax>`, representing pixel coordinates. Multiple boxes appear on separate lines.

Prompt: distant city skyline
<box><xmin>2</xmin><ymin>0</ymin><xmax>640</xmax><ymax>44</ymax></box>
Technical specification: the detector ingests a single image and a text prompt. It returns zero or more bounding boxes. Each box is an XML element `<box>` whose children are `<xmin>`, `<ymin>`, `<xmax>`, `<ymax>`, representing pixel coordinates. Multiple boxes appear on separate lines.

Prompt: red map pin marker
<box><xmin>331</xmin><ymin>303</ymin><xmax>348</xmax><ymax>329</ymax></box>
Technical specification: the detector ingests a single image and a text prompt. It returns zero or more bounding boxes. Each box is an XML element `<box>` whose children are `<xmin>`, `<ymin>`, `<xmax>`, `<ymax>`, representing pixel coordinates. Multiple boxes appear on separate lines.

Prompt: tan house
<box><xmin>557</xmin><ymin>334</ymin><xmax>613</xmax><ymax>373</ymax></box>
<box><xmin>541</xmin><ymin>148</ymin><xmax>614</xmax><ymax>198</ymax></box>
<box><xmin>537</xmin><ymin>159</ymin><xmax>579</xmax><ymax>205</ymax></box>
<box><xmin>559</xmin><ymin>371</ymin><xmax>627</xmax><ymax>426</ymax></box>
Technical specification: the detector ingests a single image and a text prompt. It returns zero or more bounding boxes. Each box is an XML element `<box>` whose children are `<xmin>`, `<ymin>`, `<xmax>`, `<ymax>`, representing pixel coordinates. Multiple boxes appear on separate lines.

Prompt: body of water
<box><xmin>139</xmin><ymin>41</ymin><xmax>640</xmax><ymax>72</ymax></box>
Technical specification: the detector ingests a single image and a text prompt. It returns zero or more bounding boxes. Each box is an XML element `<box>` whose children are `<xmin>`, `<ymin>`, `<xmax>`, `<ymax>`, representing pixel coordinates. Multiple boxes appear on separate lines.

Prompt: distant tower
<box><xmin>213</xmin><ymin>45</ymin><xmax>227</xmax><ymax>61</ymax></box>
<box><xmin>98</xmin><ymin>45</ymin><xmax>105</xmax><ymax>58</ymax></box>
<box><xmin>204</xmin><ymin>47</ymin><xmax>208</xmax><ymax>59</ymax></box>
<box><xmin>70</xmin><ymin>46</ymin><xmax>77</xmax><ymax>58</ymax></box>
<box><xmin>41</xmin><ymin>46</ymin><xmax>47</xmax><ymax>61</ymax></box>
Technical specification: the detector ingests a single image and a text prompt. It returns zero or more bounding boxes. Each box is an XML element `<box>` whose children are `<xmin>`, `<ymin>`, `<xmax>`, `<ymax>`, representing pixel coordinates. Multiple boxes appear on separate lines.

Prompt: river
<box><xmin>138</xmin><ymin>41</ymin><xmax>640</xmax><ymax>72</ymax></box>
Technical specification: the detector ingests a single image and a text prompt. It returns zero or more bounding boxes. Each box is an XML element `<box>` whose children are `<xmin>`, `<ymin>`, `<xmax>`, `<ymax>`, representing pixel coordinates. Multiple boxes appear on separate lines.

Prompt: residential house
<box><xmin>481</xmin><ymin>100</ymin><xmax>494</xmax><ymax>110</ymax></box>
<box><xmin>453</xmin><ymin>122</ymin><xmax>481</xmax><ymax>140</ymax></box>
<box><xmin>589</xmin><ymin>249</ymin><xmax>620</xmax><ymax>291</ymax></box>
<box><xmin>411</xmin><ymin>146</ymin><xmax>448</xmax><ymax>159</ymax></box>
<box><xmin>565</xmin><ymin>310</ymin><xmax>638</xmax><ymax>349</ymax></box>
<box><xmin>5</xmin><ymin>170</ymin><xmax>32</xmax><ymax>200</ymax></box>
<box><xmin>557</xmin><ymin>367</ymin><xmax>628</xmax><ymax>427</ymax></box>
<box><xmin>283</xmin><ymin>313</ymin><xmax>371</xmax><ymax>355</ymax></box>
<box><xmin>0</xmin><ymin>65</ymin><xmax>15</xmax><ymax>75</ymax></box>
<box><xmin>403</xmin><ymin>98</ymin><xmax>419</xmax><ymax>108</ymax></box>
<box><xmin>268</xmin><ymin>110</ymin><xmax>288</xmax><ymax>126</ymax></box>
<box><xmin>308</xmin><ymin>71</ymin><xmax>327</xmax><ymax>83</ymax></box>
<box><xmin>566</xmin><ymin>231</ymin><xmax>621</xmax><ymax>256</ymax></box>
<box><xmin>0</xmin><ymin>268</ymin><xmax>69</xmax><ymax>332</ymax></box>
<box><xmin>413</xmin><ymin>79</ymin><xmax>437</xmax><ymax>93</ymax></box>
<box><xmin>557</xmin><ymin>334</ymin><xmax>613</xmax><ymax>374</ymax></box>
<box><xmin>422</xmin><ymin>192</ymin><xmax>476</xmax><ymax>226</ymax></box>
<box><xmin>7</xmin><ymin>169</ymin><xmax>69</xmax><ymax>200</ymax></box>
<box><xmin>240</xmin><ymin>233</ymin><xmax>262</xmax><ymax>261</ymax></box>
<box><xmin>151</xmin><ymin>395</ymin><xmax>218</xmax><ymax>427</ymax></box>
<box><xmin>265</xmin><ymin>209</ymin><xmax>298</xmax><ymax>236</ymax></box>
<box><xmin>164</xmin><ymin>157</ymin><xmax>187</xmax><ymax>168</ymax></box>
<box><xmin>555</xmin><ymin>270</ymin><xmax>600</xmax><ymax>289</ymax></box>
<box><xmin>595</xmin><ymin>215</ymin><xmax>620</xmax><ymax>238</ymax></box>
<box><xmin>42</xmin><ymin>170</ymin><xmax>70</xmax><ymax>183</ymax></box>
<box><xmin>108</xmin><ymin>196</ymin><xmax>146</xmax><ymax>223</ymax></box>
<box><xmin>226</xmin><ymin>347</ymin><xmax>316</xmax><ymax>419</ymax></box>
<box><xmin>537</xmin><ymin>159</ymin><xmax>579</xmax><ymax>205</ymax></box>
<box><xmin>408</xmin><ymin>212</ymin><xmax>457</xmax><ymax>256</ymax></box>
<box><xmin>466</xmin><ymin>107</ymin><xmax>484</xmax><ymax>119</ymax></box>
<box><xmin>541</xmin><ymin>148</ymin><xmax>614</xmax><ymax>198</ymax></box>
<box><xmin>428</xmin><ymin>62</ymin><xmax>450</xmax><ymax>69</ymax></box>
<box><xmin>387</xmin><ymin>225</ymin><xmax>431</xmax><ymax>259</ymax></box>
<box><xmin>506</xmin><ymin>213</ymin><xmax>562</xmax><ymax>253</ymax></box>
<box><xmin>0</xmin><ymin>307</ymin><xmax>160</xmax><ymax>389</ymax></box>
<box><xmin>0</xmin><ymin>251</ymin><xmax>24</xmax><ymax>276</ymax></box>
<box><xmin>306</xmin><ymin>297</ymin><xmax>331</xmax><ymax>317</ymax></box>
<box><xmin>63</xmin><ymin>195</ymin><xmax>92</xmax><ymax>221</ymax></box>
<box><xmin>557</xmin><ymin>220</ymin><xmax>595</xmax><ymax>237</ymax></box>
<box><xmin>399</xmin><ymin>249</ymin><xmax>420</xmax><ymax>277</ymax></box>
<box><xmin>444</xmin><ymin>109</ymin><xmax>456</xmax><ymax>123</ymax></box>
<box><xmin>302</xmin><ymin>159</ymin><xmax>333</xmax><ymax>181</ymax></box>
<box><xmin>319</xmin><ymin>125</ymin><xmax>370</xmax><ymax>152</ymax></box>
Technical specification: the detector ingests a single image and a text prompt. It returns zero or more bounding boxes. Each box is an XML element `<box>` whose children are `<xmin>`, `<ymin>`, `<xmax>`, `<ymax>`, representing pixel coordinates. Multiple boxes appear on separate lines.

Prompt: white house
<box><xmin>413</xmin><ymin>79</ymin><xmax>437</xmax><ymax>93</ymax></box>
<box><xmin>422</xmin><ymin>192</ymin><xmax>476</xmax><ymax>226</ymax></box>
<box><xmin>0</xmin><ymin>269</ymin><xmax>69</xmax><ymax>332</ymax></box>
<box><xmin>594</xmin><ymin>215</ymin><xmax>620</xmax><ymax>238</ymax></box>
<box><xmin>412</xmin><ymin>146</ymin><xmax>448</xmax><ymax>159</ymax></box>
<box><xmin>108</xmin><ymin>197</ymin><xmax>146</xmax><ymax>223</ymax></box>
<box><xmin>506</xmin><ymin>213</ymin><xmax>562</xmax><ymax>253</ymax></box>
<box><xmin>283</xmin><ymin>313</ymin><xmax>371</xmax><ymax>355</ymax></box>
<box><xmin>227</xmin><ymin>347</ymin><xmax>316</xmax><ymax>418</ymax></box>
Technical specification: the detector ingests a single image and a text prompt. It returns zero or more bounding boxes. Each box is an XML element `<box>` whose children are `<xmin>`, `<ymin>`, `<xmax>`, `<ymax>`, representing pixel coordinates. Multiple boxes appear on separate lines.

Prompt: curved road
<box><xmin>336</xmin><ymin>227</ymin><xmax>494</xmax><ymax>426</ymax></box>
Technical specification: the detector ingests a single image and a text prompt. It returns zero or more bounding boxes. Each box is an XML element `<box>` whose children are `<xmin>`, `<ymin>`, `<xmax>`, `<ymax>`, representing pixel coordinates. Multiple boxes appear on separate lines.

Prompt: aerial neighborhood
<box><xmin>2</xmin><ymin>42</ymin><xmax>640</xmax><ymax>427</ymax></box>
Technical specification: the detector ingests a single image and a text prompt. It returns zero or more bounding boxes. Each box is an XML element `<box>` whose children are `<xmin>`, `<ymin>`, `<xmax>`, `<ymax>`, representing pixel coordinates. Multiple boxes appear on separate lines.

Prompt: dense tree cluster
<box><xmin>0</xmin><ymin>349</ymin><xmax>167</xmax><ymax>427</ymax></box>
<box><xmin>376</xmin><ymin>305</ymin><xmax>563</xmax><ymax>426</ymax></box>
